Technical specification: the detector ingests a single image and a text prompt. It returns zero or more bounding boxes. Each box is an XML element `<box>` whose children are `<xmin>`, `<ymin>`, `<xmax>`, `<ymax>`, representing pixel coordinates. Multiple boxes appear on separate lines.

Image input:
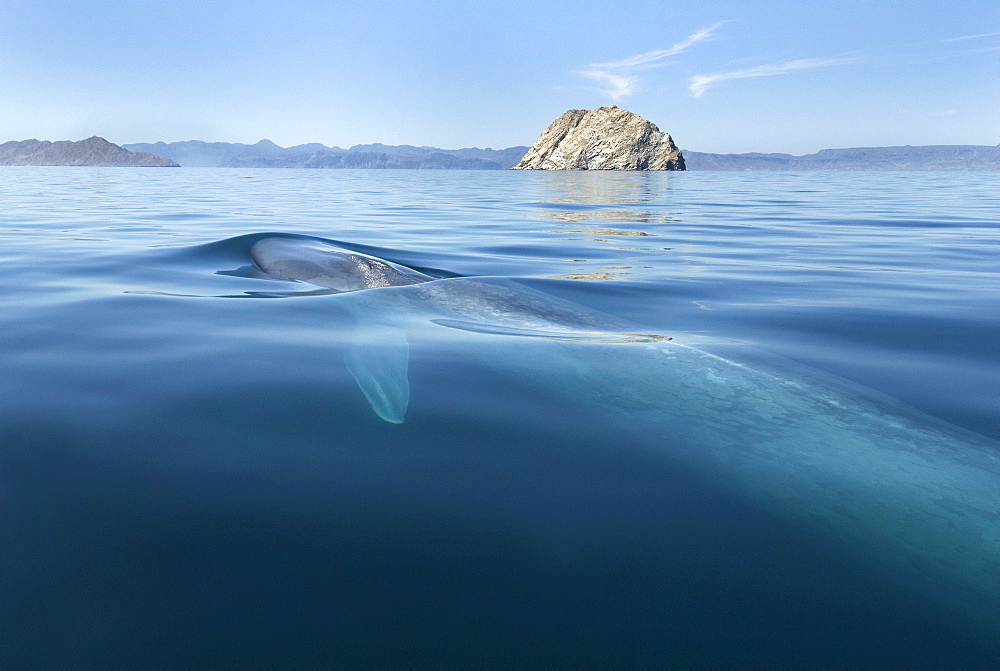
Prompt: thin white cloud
<box><xmin>580</xmin><ymin>22</ymin><xmax>728</xmax><ymax>101</ymax></box>
<box><xmin>591</xmin><ymin>22</ymin><xmax>728</xmax><ymax>69</ymax></box>
<box><xmin>938</xmin><ymin>31</ymin><xmax>1000</xmax><ymax>43</ymax></box>
<box><xmin>578</xmin><ymin>70</ymin><xmax>637</xmax><ymax>100</ymax></box>
<box><xmin>688</xmin><ymin>57</ymin><xmax>859</xmax><ymax>99</ymax></box>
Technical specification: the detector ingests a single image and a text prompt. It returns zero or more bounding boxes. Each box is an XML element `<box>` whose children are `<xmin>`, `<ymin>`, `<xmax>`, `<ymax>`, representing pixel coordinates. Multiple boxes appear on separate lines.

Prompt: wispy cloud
<box><xmin>938</xmin><ymin>31</ymin><xmax>1000</xmax><ymax>43</ymax></box>
<box><xmin>578</xmin><ymin>70</ymin><xmax>638</xmax><ymax>100</ymax></box>
<box><xmin>580</xmin><ymin>22</ymin><xmax>728</xmax><ymax>100</ymax></box>
<box><xmin>688</xmin><ymin>57</ymin><xmax>859</xmax><ymax>99</ymax></box>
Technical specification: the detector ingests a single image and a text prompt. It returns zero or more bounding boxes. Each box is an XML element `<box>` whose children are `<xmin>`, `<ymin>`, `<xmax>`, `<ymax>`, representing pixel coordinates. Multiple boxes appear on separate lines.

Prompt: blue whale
<box><xmin>250</xmin><ymin>236</ymin><xmax>670</xmax><ymax>422</ymax></box>
<box><xmin>248</xmin><ymin>235</ymin><xmax>1000</xmax><ymax>647</ymax></box>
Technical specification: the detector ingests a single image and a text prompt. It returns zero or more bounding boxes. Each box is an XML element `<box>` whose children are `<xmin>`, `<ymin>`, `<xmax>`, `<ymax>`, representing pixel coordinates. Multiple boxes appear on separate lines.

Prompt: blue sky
<box><xmin>1</xmin><ymin>0</ymin><xmax>996</xmax><ymax>153</ymax></box>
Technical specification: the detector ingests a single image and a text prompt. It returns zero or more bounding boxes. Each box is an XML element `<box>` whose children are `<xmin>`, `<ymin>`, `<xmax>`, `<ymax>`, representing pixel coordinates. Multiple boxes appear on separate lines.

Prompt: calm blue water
<box><xmin>1</xmin><ymin>168</ymin><xmax>997</xmax><ymax>667</ymax></box>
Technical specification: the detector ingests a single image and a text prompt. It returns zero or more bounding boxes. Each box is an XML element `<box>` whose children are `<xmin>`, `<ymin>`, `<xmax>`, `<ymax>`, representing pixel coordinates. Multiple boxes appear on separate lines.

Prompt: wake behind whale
<box><xmin>239</xmin><ymin>234</ymin><xmax>999</xmax><ymax>649</ymax></box>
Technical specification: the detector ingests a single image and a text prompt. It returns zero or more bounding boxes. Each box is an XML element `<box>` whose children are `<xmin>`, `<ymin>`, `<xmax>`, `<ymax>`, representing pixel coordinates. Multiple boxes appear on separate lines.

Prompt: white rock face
<box><xmin>513</xmin><ymin>107</ymin><xmax>685</xmax><ymax>171</ymax></box>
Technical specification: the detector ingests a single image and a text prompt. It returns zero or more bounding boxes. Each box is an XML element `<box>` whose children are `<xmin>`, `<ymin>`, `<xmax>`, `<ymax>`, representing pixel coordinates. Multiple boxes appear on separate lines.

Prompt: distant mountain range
<box><xmin>0</xmin><ymin>136</ymin><xmax>178</xmax><ymax>167</ymax></box>
<box><xmin>123</xmin><ymin>140</ymin><xmax>529</xmax><ymax>170</ymax></box>
<box><xmin>683</xmin><ymin>145</ymin><xmax>1000</xmax><ymax>171</ymax></box>
<box><xmin>125</xmin><ymin>140</ymin><xmax>999</xmax><ymax>170</ymax></box>
<box><xmin>2</xmin><ymin>136</ymin><xmax>996</xmax><ymax>170</ymax></box>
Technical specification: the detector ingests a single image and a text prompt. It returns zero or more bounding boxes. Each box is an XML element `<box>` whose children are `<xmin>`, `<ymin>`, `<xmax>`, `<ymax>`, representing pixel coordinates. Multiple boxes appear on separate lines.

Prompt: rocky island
<box><xmin>0</xmin><ymin>136</ymin><xmax>178</xmax><ymax>167</ymax></box>
<box><xmin>513</xmin><ymin>106</ymin><xmax>685</xmax><ymax>171</ymax></box>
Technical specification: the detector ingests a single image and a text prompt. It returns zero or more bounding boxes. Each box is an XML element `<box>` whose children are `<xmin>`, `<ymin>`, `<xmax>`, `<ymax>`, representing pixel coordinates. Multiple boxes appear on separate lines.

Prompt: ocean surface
<box><xmin>1</xmin><ymin>167</ymin><xmax>997</xmax><ymax>668</ymax></box>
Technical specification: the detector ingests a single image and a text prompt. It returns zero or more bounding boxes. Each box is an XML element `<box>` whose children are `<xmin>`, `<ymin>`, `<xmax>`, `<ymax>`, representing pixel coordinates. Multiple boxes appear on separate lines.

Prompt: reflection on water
<box><xmin>581</xmin><ymin>228</ymin><xmax>654</xmax><ymax>236</ymax></box>
<box><xmin>530</xmin><ymin>169</ymin><xmax>672</xmax><ymax>205</ymax></box>
<box><xmin>525</xmin><ymin>172</ymin><xmax>674</xmax><ymax>278</ymax></box>
<box><xmin>548</xmin><ymin>271</ymin><xmax>625</xmax><ymax>281</ymax></box>
<box><xmin>529</xmin><ymin>170</ymin><xmax>675</xmax><ymax>227</ymax></box>
<box><xmin>545</xmin><ymin>226</ymin><xmax>655</xmax><ymax>236</ymax></box>
<box><xmin>548</xmin><ymin>265</ymin><xmax>649</xmax><ymax>281</ymax></box>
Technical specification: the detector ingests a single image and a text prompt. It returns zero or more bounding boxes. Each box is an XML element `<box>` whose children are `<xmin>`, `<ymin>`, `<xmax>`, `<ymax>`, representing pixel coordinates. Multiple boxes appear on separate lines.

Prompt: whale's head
<box><xmin>250</xmin><ymin>237</ymin><xmax>434</xmax><ymax>293</ymax></box>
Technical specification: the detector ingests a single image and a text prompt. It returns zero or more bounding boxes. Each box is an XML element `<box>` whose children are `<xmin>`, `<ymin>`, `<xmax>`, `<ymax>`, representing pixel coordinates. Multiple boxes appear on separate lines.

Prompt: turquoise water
<box><xmin>1</xmin><ymin>168</ymin><xmax>997</xmax><ymax>667</ymax></box>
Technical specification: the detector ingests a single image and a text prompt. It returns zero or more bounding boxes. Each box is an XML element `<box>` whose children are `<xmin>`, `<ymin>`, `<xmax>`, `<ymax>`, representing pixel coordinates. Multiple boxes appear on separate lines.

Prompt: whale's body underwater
<box><xmin>250</xmin><ymin>236</ymin><xmax>670</xmax><ymax>423</ymax></box>
<box><xmin>248</xmin><ymin>235</ymin><xmax>999</xmax><ymax>645</ymax></box>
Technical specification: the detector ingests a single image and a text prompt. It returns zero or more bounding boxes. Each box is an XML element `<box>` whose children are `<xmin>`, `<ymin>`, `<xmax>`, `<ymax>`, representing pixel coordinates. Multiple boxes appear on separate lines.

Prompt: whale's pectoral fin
<box><xmin>344</xmin><ymin>326</ymin><xmax>411</xmax><ymax>424</ymax></box>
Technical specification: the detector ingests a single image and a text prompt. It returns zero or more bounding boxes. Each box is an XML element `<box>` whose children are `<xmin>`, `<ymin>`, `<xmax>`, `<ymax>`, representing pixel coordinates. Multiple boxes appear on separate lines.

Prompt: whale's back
<box><xmin>251</xmin><ymin>237</ymin><xmax>433</xmax><ymax>293</ymax></box>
